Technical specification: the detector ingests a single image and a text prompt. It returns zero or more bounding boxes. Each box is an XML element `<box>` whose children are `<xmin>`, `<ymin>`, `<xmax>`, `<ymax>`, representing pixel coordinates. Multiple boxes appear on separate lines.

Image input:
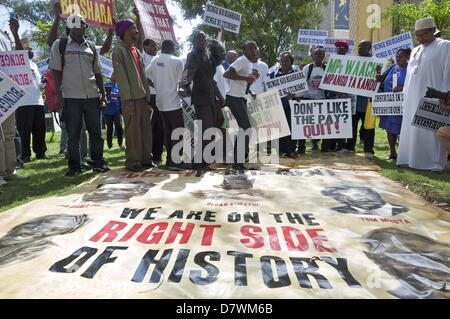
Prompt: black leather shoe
<box><xmin>93</xmin><ymin>165</ymin><xmax>111</xmax><ymax>173</ymax></box>
<box><xmin>65</xmin><ymin>169</ymin><xmax>83</xmax><ymax>177</ymax></box>
<box><xmin>143</xmin><ymin>162</ymin><xmax>158</xmax><ymax>168</ymax></box>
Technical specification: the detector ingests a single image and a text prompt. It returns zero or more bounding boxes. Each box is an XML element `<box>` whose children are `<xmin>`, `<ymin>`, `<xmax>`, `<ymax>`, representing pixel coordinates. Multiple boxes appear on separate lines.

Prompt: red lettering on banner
<box><xmin>306</xmin><ymin>228</ymin><xmax>337</xmax><ymax>253</ymax></box>
<box><xmin>200</xmin><ymin>224</ymin><xmax>222</xmax><ymax>246</ymax></box>
<box><xmin>165</xmin><ymin>222</ymin><xmax>195</xmax><ymax>244</ymax></box>
<box><xmin>240</xmin><ymin>225</ymin><xmax>264</xmax><ymax>249</ymax></box>
<box><xmin>282</xmin><ymin>226</ymin><xmax>309</xmax><ymax>251</ymax></box>
<box><xmin>89</xmin><ymin>220</ymin><xmax>128</xmax><ymax>242</ymax></box>
<box><xmin>118</xmin><ymin>223</ymin><xmax>143</xmax><ymax>242</ymax></box>
<box><xmin>137</xmin><ymin>222</ymin><xmax>168</xmax><ymax>244</ymax></box>
<box><xmin>267</xmin><ymin>227</ymin><xmax>281</xmax><ymax>251</ymax></box>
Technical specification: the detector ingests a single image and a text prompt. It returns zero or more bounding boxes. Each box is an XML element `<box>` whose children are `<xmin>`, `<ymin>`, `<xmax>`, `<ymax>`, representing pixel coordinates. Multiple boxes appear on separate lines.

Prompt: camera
<box><xmin>425</xmin><ymin>87</ymin><xmax>450</xmax><ymax>104</ymax></box>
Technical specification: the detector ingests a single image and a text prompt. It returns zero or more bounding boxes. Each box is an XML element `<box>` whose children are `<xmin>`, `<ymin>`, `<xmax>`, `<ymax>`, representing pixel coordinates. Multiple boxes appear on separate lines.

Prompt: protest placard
<box><xmin>297</xmin><ymin>29</ymin><xmax>328</xmax><ymax>46</ymax></box>
<box><xmin>372</xmin><ymin>92</ymin><xmax>403</xmax><ymax>116</ymax></box>
<box><xmin>0</xmin><ymin>70</ymin><xmax>30</xmax><ymax>125</ymax></box>
<box><xmin>36</xmin><ymin>59</ymin><xmax>49</xmax><ymax>75</ymax></box>
<box><xmin>291</xmin><ymin>98</ymin><xmax>352</xmax><ymax>140</ymax></box>
<box><xmin>203</xmin><ymin>2</ymin><xmax>241</xmax><ymax>34</ymax></box>
<box><xmin>60</xmin><ymin>0</ymin><xmax>114</xmax><ymax>28</ymax></box>
<box><xmin>134</xmin><ymin>0</ymin><xmax>176</xmax><ymax>43</ymax></box>
<box><xmin>0</xmin><ymin>50</ymin><xmax>33</xmax><ymax>104</ymax></box>
<box><xmin>99</xmin><ymin>56</ymin><xmax>113</xmax><ymax>78</ymax></box>
<box><xmin>412</xmin><ymin>98</ymin><xmax>450</xmax><ymax>132</ymax></box>
<box><xmin>373</xmin><ymin>32</ymin><xmax>414</xmax><ymax>60</ymax></box>
<box><xmin>246</xmin><ymin>90</ymin><xmax>291</xmax><ymax>143</ymax></box>
<box><xmin>265</xmin><ymin>71</ymin><xmax>308</xmax><ymax>98</ymax></box>
<box><xmin>319</xmin><ymin>54</ymin><xmax>386</xmax><ymax>98</ymax></box>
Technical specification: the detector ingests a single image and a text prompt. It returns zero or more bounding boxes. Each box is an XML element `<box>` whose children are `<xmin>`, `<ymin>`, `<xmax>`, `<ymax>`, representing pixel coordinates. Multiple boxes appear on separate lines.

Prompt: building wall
<box><xmin>319</xmin><ymin>0</ymin><xmax>334</xmax><ymax>36</ymax></box>
<box><xmin>349</xmin><ymin>0</ymin><xmax>394</xmax><ymax>53</ymax></box>
<box><xmin>319</xmin><ymin>0</ymin><xmax>350</xmax><ymax>39</ymax></box>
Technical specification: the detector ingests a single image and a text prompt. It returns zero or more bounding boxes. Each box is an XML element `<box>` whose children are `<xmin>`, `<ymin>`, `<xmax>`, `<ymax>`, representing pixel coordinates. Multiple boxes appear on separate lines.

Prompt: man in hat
<box><xmin>112</xmin><ymin>18</ymin><xmax>155</xmax><ymax>172</ymax></box>
<box><xmin>49</xmin><ymin>14</ymin><xmax>109</xmax><ymax>177</ymax></box>
<box><xmin>397</xmin><ymin>17</ymin><xmax>450</xmax><ymax>171</ymax></box>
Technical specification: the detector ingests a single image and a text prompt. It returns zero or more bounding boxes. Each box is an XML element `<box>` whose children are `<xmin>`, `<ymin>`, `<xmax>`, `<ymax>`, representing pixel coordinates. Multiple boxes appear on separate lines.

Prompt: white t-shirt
<box><xmin>25</xmin><ymin>61</ymin><xmax>44</xmax><ymax>106</ymax></box>
<box><xmin>214</xmin><ymin>65</ymin><xmax>228</xmax><ymax>99</ymax></box>
<box><xmin>250</xmin><ymin>60</ymin><xmax>268</xmax><ymax>94</ymax></box>
<box><xmin>299</xmin><ymin>64</ymin><xmax>326</xmax><ymax>100</ymax></box>
<box><xmin>226</xmin><ymin>55</ymin><xmax>252</xmax><ymax>98</ymax></box>
<box><xmin>145</xmin><ymin>53</ymin><xmax>183</xmax><ymax>112</ymax></box>
<box><xmin>143</xmin><ymin>52</ymin><xmax>156</xmax><ymax>95</ymax></box>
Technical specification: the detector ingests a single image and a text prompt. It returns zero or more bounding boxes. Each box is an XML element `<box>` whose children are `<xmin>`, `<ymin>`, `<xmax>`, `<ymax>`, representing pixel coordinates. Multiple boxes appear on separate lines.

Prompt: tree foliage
<box><xmin>174</xmin><ymin>0</ymin><xmax>326</xmax><ymax>65</ymax></box>
<box><xmin>384</xmin><ymin>0</ymin><xmax>450</xmax><ymax>42</ymax></box>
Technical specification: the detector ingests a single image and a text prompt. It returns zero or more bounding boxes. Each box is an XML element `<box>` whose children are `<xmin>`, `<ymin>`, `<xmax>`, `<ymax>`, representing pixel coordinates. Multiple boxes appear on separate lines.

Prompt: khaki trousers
<box><xmin>0</xmin><ymin>114</ymin><xmax>17</xmax><ymax>177</ymax></box>
<box><xmin>123</xmin><ymin>98</ymin><xmax>153</xmax><ymax>168</ymax></box>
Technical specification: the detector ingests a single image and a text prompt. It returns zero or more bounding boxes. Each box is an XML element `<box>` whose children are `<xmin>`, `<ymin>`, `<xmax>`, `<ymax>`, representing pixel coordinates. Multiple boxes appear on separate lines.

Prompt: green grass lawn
<box><xmin>0</xmin><ymin>126</ymin><xmax>449</xmax><ymax>213</ymax></box>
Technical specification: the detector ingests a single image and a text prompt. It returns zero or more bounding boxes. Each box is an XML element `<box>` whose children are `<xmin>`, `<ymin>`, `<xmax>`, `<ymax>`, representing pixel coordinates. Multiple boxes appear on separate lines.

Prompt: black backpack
<box><xmin>307</xmin><ymin>63</ymin><xmax>326</xmax><ymax>81</ymax></box>
<box><xmin>58</xmin><ymin>37</ymin><xmax>97</xmax><ymax>70</ymax></box>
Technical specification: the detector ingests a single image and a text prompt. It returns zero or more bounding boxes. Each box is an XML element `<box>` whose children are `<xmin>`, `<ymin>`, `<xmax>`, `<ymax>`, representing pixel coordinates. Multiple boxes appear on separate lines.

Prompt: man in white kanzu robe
<box><xmin>397</xmin><ymin>17</ymin><xmax>450</xmax><ymax>171</ymax></box>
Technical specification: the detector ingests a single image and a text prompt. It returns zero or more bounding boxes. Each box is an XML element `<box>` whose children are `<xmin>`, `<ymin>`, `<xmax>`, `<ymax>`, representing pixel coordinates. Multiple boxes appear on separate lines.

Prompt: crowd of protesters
<box><xmin>0</xmin><ymin>4</ymin><xmax>449</xmax><ymax>187</ymax></box>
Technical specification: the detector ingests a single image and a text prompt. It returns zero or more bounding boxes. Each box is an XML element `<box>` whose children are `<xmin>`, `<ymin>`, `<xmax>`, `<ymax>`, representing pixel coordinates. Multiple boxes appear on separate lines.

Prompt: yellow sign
<box><xmin>60</xmin><ymin>0</ymin><xmax>114</xmax><ymax>28</ymax></box>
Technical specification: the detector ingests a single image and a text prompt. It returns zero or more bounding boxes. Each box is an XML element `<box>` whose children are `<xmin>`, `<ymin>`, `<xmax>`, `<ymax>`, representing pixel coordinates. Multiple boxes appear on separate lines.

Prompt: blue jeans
<box><xmin>62</xmin><ymin>98</ymin><xmax>104</xmax><ymax>171</ymax></box>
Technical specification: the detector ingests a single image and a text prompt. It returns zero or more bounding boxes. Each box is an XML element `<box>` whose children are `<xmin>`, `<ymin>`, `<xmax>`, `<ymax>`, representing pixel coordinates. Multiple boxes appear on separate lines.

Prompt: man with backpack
<box><xmin>292</xmin><ymin>46</ymin><xmax>327</xmax><ymax>154</ymax></box>
<box><xmin>49</xmin><ymin>14</ymin><xmax>109</xmax><ymax>177</ymax></box>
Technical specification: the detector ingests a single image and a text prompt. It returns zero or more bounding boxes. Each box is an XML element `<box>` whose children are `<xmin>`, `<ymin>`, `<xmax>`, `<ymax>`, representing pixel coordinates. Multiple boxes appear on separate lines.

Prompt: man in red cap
<box><xmin>335</xmin><ymin>40</ymin><xmax>349</xmax><ymax>55</ymax></box>
<box><xmin>322</xmin><ymin>40</ymin><xmax>356</xmax><ymax>153</ymax></box>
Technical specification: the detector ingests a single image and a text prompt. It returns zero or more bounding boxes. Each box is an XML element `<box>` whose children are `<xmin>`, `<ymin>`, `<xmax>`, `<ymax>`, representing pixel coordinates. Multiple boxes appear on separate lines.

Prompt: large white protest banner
<box><xmin>1</xmin><ymin>165</ymin><xmax>448</xmax><ymax>299</ymax></box>
<box><xmin>246</xmin><ymin>90</ymin><xmax>291</xmax><ymax>143</ymax></box>
<box><xmin>319</xmin><ymin>54</ymin><xmax>386</xmax><ymax>98</ymax></box>
<box><xmin>99</xmin><ymin>56</ymin><xmax>114</xmax><ymax>78</ymax></box>
<box><xmin>0</xmin><ymin>70</ymin><xmax>30</xmax><ymax>124</ymax></box>
<box><xmin>291</xmin><ymin>98</ymin><xmax>352</xmax><ymax>140</ymax></box>
<box><xmin>372</xmin><ymin>92</ymin><xmax>403</xmax><ymax>116</ymax></box>
<box><xmin>297</xmin><ymin>29</ymin><xmax>328</xmax><ymax>46</ymax></box>
<box><xmin>134</xmin><ymin>0</ymin><xmax>176</xmax><ymax>43</ymax></box>
<box><xmin>265</xmin><ymin>71</ymin><xmax>308</xmax><ymax>98</ymax></box>
<box><xmin>36</xmin><ymin>59</ymin><xmax>49</xmax><ymax>75</ymax></box>
<box><xmin>203</xmin><ymin>2</ymin><xmax>241</xmax><ymax>34</ymax></box>
<box><xmin>412</xmin><ymin>98</ymin><xmax>450</xmax><ymax>132</ymax></box>
<box><xmin>373</xmin><ymin>32</ymin><xmax>414</xmax><ymax>60</ymax></box>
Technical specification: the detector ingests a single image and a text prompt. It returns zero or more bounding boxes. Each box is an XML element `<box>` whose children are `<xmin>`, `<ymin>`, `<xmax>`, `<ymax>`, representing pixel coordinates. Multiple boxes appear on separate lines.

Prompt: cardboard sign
<box><xmin>319</xmin><ymin>54</ymin><xmax>386</xmax><ymax>98</ymax></box>
<box><xmin>373</xmin><ymin>32</ymin><xmax>414</xmax><ymax>60</ymax></box>
<box><xmin>0</xmin><ymin>70</ymin><xmax>30</xmax><ymax>124</ymax></box>
<box><xmin>36</xmin><ymin>59</ymin><xmax>49</xmax><ymax>76</ymax></box>
<box><xmin>372</xmin><ymin>92</ymin><xmax>403</xmax><ymax>116</ymax></box>
<box><xmin>291</xmin><ymin>98</ymin><xmax>352</xmax><ymax>140</ymax></box>
<box><xmin>0</xmin><ymin>50</ymin><xmax>33</xmax><ymax>98</ymax></box>
<box><xmin>297</xmin><ymin>29</ymin><xmax>328</xmax><ymax>46</ymax></box>
<box><xmin>99</xmin><ymin>56</ymin><xmax>113</xmax><ymax>78</ymax></box>
<box><xmin>265</xmin><ymin>71</ymin><xmax>308</xmax><ymax>98</ymax></box>
<box><xmin>134</xmin><ymin>0</ymin><xmax>176</xmax><ymax>43</ymax></box>
<box><xmin>246</xmin><ymin>90</ymin><xmax>291</xmax><ymax>143</ymax></box>
<box><xmin>0</xmin><ymin>167</ymin><xmax>448</xmax><ymax>299</ymax></box>
<box><xmin>412</xmin><ymin>98</ymin><xmax>450</xmax><ymax>132</ymax></box>
<box><xmin>60</xmin><ymin>0</ymin><xmax>114</xmax><ymax>28</ymax></box>
<box><xmin>203</xmin><ymin>2</ymin><xmax>242</xmax><ymax>34</ymax></box>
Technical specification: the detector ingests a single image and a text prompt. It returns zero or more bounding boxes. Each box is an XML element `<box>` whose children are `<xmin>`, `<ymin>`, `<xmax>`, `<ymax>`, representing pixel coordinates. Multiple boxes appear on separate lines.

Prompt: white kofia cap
<box><xmin>415</xmin><ymin>17</ymin><xmax>437</xmax><ymax>31</ymax></box>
